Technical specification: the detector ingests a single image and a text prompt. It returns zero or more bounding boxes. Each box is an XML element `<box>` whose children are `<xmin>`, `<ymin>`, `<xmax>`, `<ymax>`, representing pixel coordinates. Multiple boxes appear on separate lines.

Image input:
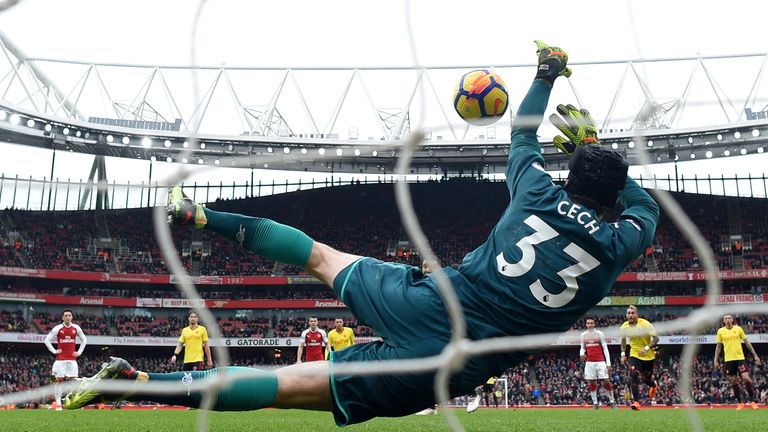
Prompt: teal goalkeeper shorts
<box><xmin>329</xmin><ymin>257</ymin><xmax>521</xmax><ymax>426</ymax></box>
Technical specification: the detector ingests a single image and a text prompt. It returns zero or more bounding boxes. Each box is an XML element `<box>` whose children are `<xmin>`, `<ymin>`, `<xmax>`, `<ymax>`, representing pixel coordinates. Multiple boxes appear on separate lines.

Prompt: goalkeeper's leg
<box><xmin>133</xmin><ymin>363</ymin><xmax>331</xmax><ymax>411</ymax></box>
<box><xmin>138</xmin><ymin>362</ymin><xmax>332</xmax><ymax>411</ymax></box>
<box><xmin>167</xmin><ymin>186</ymin><xmax>360</xmax><ymax>287</ymax></box>
<box><xmin>67</xmin><ymin>357</ymin><xmax>332</xmax><ymax>411</ymax></box>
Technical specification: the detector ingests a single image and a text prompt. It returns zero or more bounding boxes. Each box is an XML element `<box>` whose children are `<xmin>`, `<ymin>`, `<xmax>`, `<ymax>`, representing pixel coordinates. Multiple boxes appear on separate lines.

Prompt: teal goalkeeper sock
<box><xmin>126</xmin><ymin>367</ymin><xmax>278</xmax><ymax>411</ymax></box>
<box><xmin>203</xmin><ymin>208</ymin><xmax>313</xmax><ymax>267</ymax></box>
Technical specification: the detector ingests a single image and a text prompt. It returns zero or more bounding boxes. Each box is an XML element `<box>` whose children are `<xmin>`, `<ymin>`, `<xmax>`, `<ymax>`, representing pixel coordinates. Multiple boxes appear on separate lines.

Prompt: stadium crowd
<box><xmin>1</xmin><ymin>182</ymin><xmax>767</xmax><ymax>409</ymax></box>
<box><xmin>0</xmin><ymin>310</ymin><xmax>28</xmax><ymax>332</ymax></box>
<box><xmin>0</xmin><ymin>244</ymin><xmax>22</xmax><ymax>268</ymax></box>
<box><xmin>1</xmin><ymin>307</ymin><xmax>766</xmax><ymax>340</ymax></box>
<box><xmin>2</xmin><ymin>279</ymin><xmax>766</xmax><ymax>302</ymax></box>
<box><xmin>0</xmin><ymin>283</ymin><xmax>340</xmax><ymax>301</ymax></box>
<box><xmin>567</xmin><ymin>314</ymin><xmax>768</xmax><ymax>336</ymax></box>
<box><xmin>2</xmin><ymin>310</ymin><xmax>376</xmax><ymax>338</ymax></box>
<box><xmin>33</xmin><ymin>312</ymin><xmax>110</xmax><ymax>335</ymax></box>
<box><xmin>1</xmin><ymin>181</ymin><xmax>767</xmax><ymax>276</ymax></box>
<box><xmin>113</xmin><ymin>314</ymin><xmax>273</xmax><ymax>338</ymax></box>
<box><xmin>528</xmin><ymin>352</ymin><xmax>768</xmax><ymax>406</ymax></box>
<box><xmin>2</xmin><ymin>350</ymin><xmax>766</xmax><ymax>407</ymax></box>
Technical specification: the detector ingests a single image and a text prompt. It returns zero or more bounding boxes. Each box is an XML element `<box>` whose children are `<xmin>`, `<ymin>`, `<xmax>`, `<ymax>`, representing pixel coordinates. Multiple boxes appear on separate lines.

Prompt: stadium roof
<box><xmin>1</xmin><ymin>1</ymin><xmax>768</xmax><ymax>175</ymax></box>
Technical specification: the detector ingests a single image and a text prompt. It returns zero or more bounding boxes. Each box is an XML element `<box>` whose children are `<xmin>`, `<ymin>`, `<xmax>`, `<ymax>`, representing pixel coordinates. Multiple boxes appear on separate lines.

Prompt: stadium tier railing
<box><xmin>1</xmin><ymin>173</ymin><xmax>768</xmax><ymax>211</ymax></box>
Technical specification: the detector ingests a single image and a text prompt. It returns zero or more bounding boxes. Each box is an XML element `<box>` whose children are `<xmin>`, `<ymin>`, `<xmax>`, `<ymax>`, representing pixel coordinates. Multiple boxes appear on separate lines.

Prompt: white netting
<box><xmin>0</xmin><ymin>2</ymin><xmax>767</xmax><ymax>432</ymax></box>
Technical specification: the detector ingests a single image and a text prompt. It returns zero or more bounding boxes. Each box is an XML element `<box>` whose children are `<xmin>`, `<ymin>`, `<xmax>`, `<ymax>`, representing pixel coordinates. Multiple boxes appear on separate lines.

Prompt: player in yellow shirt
<box><xmin>620</xmin><ymin>305</ymin><xmax>659</xmax><ymax>411</ymax></box>
<box><xmin>467</xmin><ymin>376</ymin><xmax>499</xmax><ymax>412</ymax></box>
<box><xmin>714</xmin><ymin>314</ymin><xmax>762</xmax><ymax>410</ymax></box>
<box><xmin>482</xmin><ymin>377</ymin><xmax>499</xmax><ymax>408</ymax></box>
<box><xmin>170</xmin><ymin>311</ymin><xmax>213</xmax><ymax>371</ymax></box>
<box><xmin>327</xmin><ymin>318</ymin><xmax>355</xmax><ymax>358</ymax></box>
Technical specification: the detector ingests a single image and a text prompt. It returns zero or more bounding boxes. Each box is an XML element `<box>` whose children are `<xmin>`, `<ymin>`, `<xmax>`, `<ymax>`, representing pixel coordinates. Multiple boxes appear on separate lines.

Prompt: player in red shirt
<box><xmin>580</xmin><ymin>317</ymin><xmax>615</xmax><ymax>409</ymax></box>
<box><xmin>297</xmin><ymin>317</ymin><xmax>328</xmax><ymax>363</ymax></box>
<box><xmin>43</xmin><ymin>310</ymin><xmax>87</xmax><ymax>410</ymax></box>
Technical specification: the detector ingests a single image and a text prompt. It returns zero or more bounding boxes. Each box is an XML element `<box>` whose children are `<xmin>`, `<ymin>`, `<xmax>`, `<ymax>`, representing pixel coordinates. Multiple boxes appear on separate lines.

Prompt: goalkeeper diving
<box><xmin>64</xmin><ymin>40</ymin><xmax>658</xmax><ymax>425</ymax></box>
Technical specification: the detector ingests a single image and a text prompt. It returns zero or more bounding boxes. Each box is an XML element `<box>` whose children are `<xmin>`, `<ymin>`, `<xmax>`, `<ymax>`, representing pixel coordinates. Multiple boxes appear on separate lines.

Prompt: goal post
<box><xmin>496</xmin><ymin>377</ymin><xmax>509</xmax><ymax>408</ymax></box>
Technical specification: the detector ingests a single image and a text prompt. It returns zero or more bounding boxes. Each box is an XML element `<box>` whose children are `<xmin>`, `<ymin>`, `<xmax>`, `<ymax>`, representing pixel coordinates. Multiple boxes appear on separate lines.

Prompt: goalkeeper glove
<box><xmin>534</xmin><ymin>40</ymin><xmax>571</xmax><ymax>83</ymax></box>
<box><xmin>166</xmin><ymin>186</ymin><xmax>207</xmax><ymax>228</ymax></box>
<box><xmin>549</xmin><ymin>104</ymin><xmax>600</xmax><ymax>156</ymax></box>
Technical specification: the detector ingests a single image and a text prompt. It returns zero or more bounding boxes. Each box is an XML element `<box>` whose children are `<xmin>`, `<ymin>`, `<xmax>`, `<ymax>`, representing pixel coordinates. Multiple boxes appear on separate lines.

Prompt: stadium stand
<box><xmin>531</xmin><ymin>351</ymin><xmax>768</xmax><ymax>406</ymax></box>
<box><xmin>0</xmin><ymin>308</ymin><xmax>375</xmax><ymax>338</ymax></box>
<box><xmin>1</xmin><ymin>181</ymin><xmax>767</xmax><ymax>276</ymax></box>
<box><xmin>1</xmin><ymin>181</ymin><xmax>767</xmax><ymax>410</ymax></box>
<box><xmin>2</xmin><ymin>304</ymin><xmax>766</xmax><ymax>340</ymax></box>
<box><xmin>1</xmin><ymin>278</ymin><xmax>767</xmax><ymax>300</ymax></box>
<box><xmin>0</xmin><ymin>310</ymin><xmax>28</xmax><ymax>333</ymax></box>
<box><xmin>33</xmin><ymin>312</ymin><xmax>110</xmax><ymax>335</ymax></box>
<box><xmin>1</xmin><ymin>350</ymin><xmax>765</xmax><ymax>407</ymax></box>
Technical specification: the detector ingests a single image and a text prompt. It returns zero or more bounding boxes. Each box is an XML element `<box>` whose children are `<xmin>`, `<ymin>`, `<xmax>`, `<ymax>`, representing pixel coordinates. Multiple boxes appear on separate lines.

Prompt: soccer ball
<box><xmin>453</xmin><ymin>69</ymin><xmax>509</xmax><ymax>126</ymax></box>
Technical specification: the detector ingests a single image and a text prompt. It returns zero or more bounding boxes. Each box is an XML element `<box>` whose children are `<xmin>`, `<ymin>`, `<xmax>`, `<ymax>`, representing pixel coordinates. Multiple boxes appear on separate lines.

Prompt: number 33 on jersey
<box><xmin>497</xmin><ymin>214</ymin><xmax>599</xmax><ymax>308</ymax></box>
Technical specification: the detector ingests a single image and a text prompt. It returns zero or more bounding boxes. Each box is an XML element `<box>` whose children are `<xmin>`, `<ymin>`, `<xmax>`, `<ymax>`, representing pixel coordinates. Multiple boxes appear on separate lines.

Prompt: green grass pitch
<box><xmin>1</xmin><ymin>408</ymin><xmax>767</xmax><ymax>432</ymax></box>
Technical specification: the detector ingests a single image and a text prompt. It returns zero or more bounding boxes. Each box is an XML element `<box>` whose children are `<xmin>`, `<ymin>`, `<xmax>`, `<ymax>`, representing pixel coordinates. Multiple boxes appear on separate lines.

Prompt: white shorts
<box><xmin>52</xmin><ymin>360</ymin><xmax>79</xmax><ymax>378</ymax></box>
<box><xmin>584</xmin><ymin>361</ymin><xmax>608</xmax><ymax>380</ymax></box>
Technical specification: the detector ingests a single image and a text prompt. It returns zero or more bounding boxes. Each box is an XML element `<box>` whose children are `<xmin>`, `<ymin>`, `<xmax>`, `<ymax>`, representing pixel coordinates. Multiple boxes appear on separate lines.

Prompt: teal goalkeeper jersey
<box><xmin>454</xmin><ymin>125</ymin><xmax>659</xmax><ymax>339</ymax></box>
